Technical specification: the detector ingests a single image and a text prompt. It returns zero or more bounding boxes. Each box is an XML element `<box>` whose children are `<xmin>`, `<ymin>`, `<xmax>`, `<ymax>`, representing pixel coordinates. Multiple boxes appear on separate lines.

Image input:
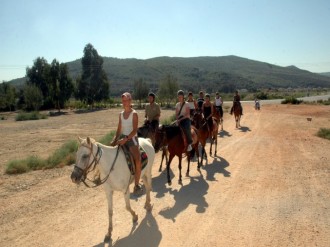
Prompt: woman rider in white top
<box><xmin>112</xmin><ymin>92</ymin><xmax>143</xmax><ymax>195</ymax></box>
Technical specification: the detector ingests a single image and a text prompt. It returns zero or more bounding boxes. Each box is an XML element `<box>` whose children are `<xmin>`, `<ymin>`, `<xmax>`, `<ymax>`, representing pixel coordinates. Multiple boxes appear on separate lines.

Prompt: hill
<box><xmin>319</xmin><ymin>72</ymin><xmax>330</xmax><ymax>77</ymax></box>
<box><xmin>8</xmin><ymin>56</ymin><xmax>330</xmax><ymax>95</ymax></box>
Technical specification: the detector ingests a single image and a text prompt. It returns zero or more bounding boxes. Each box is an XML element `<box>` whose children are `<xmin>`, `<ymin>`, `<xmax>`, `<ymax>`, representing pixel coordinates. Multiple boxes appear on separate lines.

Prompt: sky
<box><xmin>1</xmin><ymin>0</ymin><xmax>330</xmax><ymax>82</ymax></box>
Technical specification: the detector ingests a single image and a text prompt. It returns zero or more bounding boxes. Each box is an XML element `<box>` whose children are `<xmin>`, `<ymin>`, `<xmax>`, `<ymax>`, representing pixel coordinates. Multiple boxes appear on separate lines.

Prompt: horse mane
<box><xmin>163</xmin><ymin>125</ymin><xmax>181</xmax><ymax>140</ymax></box>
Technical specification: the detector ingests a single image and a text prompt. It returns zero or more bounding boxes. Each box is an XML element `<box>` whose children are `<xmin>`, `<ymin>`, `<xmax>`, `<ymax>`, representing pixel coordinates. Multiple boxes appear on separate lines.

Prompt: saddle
<box><xmin>121</xmin><ymin>145</ymin><xmax>148</xmax><ymax>175</ymax></box>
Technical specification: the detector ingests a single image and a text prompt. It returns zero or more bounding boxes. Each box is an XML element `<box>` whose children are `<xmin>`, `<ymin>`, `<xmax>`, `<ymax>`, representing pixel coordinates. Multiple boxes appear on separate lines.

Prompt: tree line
<box><xmin>1</xmin><ymin>43</ymin><xmax>181</xmax><ymax>112</ymax></box>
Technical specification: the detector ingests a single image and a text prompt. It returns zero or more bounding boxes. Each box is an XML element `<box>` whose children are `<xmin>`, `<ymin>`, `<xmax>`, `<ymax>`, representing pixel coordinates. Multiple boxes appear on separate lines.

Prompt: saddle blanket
<box><xmin>121</xmin><ymin>145</ymin><xmax>148</xmax><ymax>175</ymax></box>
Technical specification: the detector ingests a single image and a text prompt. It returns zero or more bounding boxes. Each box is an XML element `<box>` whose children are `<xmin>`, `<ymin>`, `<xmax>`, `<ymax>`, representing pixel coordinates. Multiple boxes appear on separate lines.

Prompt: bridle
<box><xmin>74</xmin><ymin>142</ymin><xmax>119</xmax><ymax>188</ymax></box>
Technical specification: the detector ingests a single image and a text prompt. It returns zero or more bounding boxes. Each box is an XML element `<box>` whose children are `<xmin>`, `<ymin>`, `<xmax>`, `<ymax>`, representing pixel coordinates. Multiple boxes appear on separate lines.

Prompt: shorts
<box><xmin>120</xmin><ymin>135</ymin><xmax>139</xmax><ymax>147</ymax></box>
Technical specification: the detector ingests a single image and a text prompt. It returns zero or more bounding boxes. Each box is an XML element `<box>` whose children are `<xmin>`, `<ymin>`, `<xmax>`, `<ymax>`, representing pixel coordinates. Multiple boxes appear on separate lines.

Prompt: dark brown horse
<box><xmin>233</xmin><ymin>102</ymin><xmax>241</xmax><ymax>128</ymax></box>
<box><xmin>138</xmin><ymin>123</ymin><xmax>168</xmax><ymax>172</ymax></box>
<box><xmin>212</xmin><ymin>104</ymin><xmax>223</xmax><ymax>131</ymax></box>
<box><xmin>154</xmin><ymin>124</ymin><xmax>199</xmax><ymax>185</ymax></box>
<box><xmin>192</xmin><ymin>112</ymin><xmax>218</xmax><ymax>166</ymax></box>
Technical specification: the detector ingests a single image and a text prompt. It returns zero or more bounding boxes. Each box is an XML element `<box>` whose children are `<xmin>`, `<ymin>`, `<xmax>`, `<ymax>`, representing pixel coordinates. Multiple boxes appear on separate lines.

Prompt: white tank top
<box><xmin>188</xmin><ymin>101</ymin><xmax>195</xmax><ymax>109</ymax></box>
<box><xmin>120</xmin><ymin>110</ymin><xmax>136</xmax><ymax>136</ymax></box>
<box><xmin>215</xmin><ymin>97</ymin><xmax>222</xmax><ymax>106</ymax></box>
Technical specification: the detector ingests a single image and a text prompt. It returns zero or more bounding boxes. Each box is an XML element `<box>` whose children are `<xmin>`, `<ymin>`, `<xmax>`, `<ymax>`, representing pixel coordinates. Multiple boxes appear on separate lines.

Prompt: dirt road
<box><xmin>0</xmin><ymin>104</ymin><xmax>329</xmax><ymax>247</ymax></box>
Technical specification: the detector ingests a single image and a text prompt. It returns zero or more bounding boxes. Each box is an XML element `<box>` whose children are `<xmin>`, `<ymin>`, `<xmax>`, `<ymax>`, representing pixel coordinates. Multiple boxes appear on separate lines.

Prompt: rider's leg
<box><xmin>128</xmin><ymin>138</ymin><xmax>142</xmax><ymax>194</ymax></box>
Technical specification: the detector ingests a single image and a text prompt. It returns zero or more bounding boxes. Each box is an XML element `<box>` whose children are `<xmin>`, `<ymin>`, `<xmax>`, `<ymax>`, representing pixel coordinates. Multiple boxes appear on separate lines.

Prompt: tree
<box><xmin>26</xmin><ymin>57</ymin><xmax>52</xmax><ymax>107</ymax></box>
<box><xmin>49</xmin><ymin>59</ymin><xmax>74</xmax><ymax>112</ymax></box>
<box><xmin>23</xmin><ymin>84</ymin><xmax>43</xmax><ymax>111</ymax></box>
<box><xmin>133</xmin><ymin>78</ymin><xmax>149</xmax><ymax>108</ymax></box>
<box><xmin>75</xmin><ymin>43</ymin><xmax>109</xmax><ymax>106</ymax></box>
<box><xmin>0</xmin><ymin>82</ymin><xmax>16</xmax><ymax>111</ymax></box>
<box><xmin>158</xmin><ymin>74</ymin><xmax>179</xmax><ymax>107</ymax></box>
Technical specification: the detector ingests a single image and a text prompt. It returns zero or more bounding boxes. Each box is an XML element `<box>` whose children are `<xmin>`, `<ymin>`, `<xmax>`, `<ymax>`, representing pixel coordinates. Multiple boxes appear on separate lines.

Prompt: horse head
<box><xmin>71</xmin><ymin>137</ymin><xmax>99</xmax><ymax>184</ymax></box>
<box><xmin>154</xmin><ymin>125</ymin><xmax>167</xmax><ymax>153</ymax></box>
<box><xmin>192</xmin><ymin>112</ymin><xmax>204</xmax><ymax>129</ymax></box>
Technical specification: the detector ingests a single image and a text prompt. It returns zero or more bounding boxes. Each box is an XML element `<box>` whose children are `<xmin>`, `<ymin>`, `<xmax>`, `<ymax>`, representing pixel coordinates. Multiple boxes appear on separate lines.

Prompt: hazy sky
<box><xmin>1</xmin><ymin>0</ymin><xmax>330</xmax><ymax>81</ymax></box>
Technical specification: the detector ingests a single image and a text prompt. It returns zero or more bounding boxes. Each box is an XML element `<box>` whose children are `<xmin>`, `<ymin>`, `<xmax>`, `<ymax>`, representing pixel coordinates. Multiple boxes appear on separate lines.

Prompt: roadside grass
<box><xmin>5</xmin><ymin>134</ymin><xmax>115</xmax><ymax>175</ymax></box>
<box><xmin>316</xmin><ymin>128</ymin><xmax>330</xmax><ymax>140</ymax></box>
<box><xmin>15</xmin><ymin>111</ymin><xmax>48</xmax><ymax>121</ymax></box>
<box><xmin>5</xmin><ymin>113</ymin><xmax>175</xmax><ymax>175</ymax></box>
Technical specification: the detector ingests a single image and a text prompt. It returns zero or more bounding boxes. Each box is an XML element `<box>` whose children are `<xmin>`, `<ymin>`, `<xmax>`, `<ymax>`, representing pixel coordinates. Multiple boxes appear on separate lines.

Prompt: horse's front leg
<box><xmin>178</xmin><ymin>156</ymin><xmax>182</xmax><ymax>184</ymax></box>
<box><xmin>104</xmin><ymin>189</ymin><xmax>113</xmax><ymax>242</ymax></box>
<box><xmin>124</xmin><ymin>189</ymin><xmax>138</xmax><ymax>223</ymax></box>
<box><xmin>186</xmin><ymin>152</ymin><xmax>190</xmax><ymax>177</ymax></box>
<box><xmin>167</xmin><ymin>154</ymin><xmax>174</xmax><ymax>185</ymax></box>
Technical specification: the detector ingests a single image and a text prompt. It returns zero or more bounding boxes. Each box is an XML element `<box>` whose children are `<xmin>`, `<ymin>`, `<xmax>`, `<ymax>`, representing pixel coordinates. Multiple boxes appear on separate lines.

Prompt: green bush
<box><xmin>6</xmin><ymin>159</ymin><xmax>30</xmax><ymax>174</ymax></box>
<box><xmin>98</xmin><ymin>132</ymin><xmax>116</xmax><ymax>146</ymax></box>
<box><xmin>281</xmin><ymin>97</ymin><xmax>302</xmax><ymax>104</ymax></box>
<box><xmin>46</xmin><ymin>140</ymin><xmax>78</xmax><ymax>168</ymax></box>
<box><xmin>15</xmin><ymin>111</ymin><xmax>48</xmax><ymax>121</ymax></box>
<box><xmin>317</xmin><ymin>128</ymin><xmax>330</xmax><ymax>140</ymax></box>
<box><xmin>161</xmin><ymin>114</ymin><xmax>176</xmax><ymax>125</ymax></box>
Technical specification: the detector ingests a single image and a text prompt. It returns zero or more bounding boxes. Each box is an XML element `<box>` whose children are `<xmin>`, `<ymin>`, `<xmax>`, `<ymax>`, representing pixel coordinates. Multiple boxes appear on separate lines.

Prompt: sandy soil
<box><xmin>0</xmin><ymin>103</ymin><xmax>329</xmax><ymax>247</ymax></box>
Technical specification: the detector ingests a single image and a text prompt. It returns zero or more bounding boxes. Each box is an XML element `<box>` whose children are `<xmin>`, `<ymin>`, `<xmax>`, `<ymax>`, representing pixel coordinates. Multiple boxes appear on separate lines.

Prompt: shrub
<box><xmin>317</xmin><ymin>128</ymin><xmax>330</xmax><ymax>140</ymax></box>
<box><xmin>98</xmin><ymin>132</ymin><xmax>116</xmax><ymax>146</ymax></box>
<box><xmin>281</xmin><ymin>97</ymin><xmax>302</xmax><ymax>104</ymax></box>
<box><xmin>46</xmin><ymin>140</ymin><xmax>78</xmax><ymax>168</ymax></box>
<box><xmin>6</xmin><ymin>159</ymin><xmax>29</xmax><ymax>174</ymax></box>
<box><xmin>15</xmin><ymin>111</ymin><xmax>48</xmax><ymax>121</ymax></box>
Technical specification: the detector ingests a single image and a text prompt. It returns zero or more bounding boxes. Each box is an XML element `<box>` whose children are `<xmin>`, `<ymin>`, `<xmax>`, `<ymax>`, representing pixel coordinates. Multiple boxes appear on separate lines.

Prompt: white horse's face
<box><xmin>70</xmin><ymin>137</ymin><xmax>93</xmax><ymax>184</ymax></box>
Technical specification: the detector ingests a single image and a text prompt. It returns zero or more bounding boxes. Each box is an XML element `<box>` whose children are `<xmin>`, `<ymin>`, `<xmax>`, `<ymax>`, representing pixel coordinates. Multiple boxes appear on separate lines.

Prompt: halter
<box><xmin>74</xmin><ymin>142</ymin><xmax>119</xmax><ymax>188</ymax></box>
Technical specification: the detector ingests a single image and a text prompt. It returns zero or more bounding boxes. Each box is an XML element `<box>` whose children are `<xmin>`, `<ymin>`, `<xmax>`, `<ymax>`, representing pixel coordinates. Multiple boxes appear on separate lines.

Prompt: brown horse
<box><xmin>138</xmin><ymin>123</ymin><xmax>168</xmax><ymax>172</ymax></box>
<box><xmin>154</xmin><ymin>124</ymin><xmax>199</xmax><ymax>185</ymax></box>
<box><xmin>212</xmin><ymin>104</ymin><xmax>223</xmax><ymax>131</ymax></box>
<box><xmin>233</xmin><ymin>102</ymin><xmax>241</xmax><ymax>128</ymax></box>
<box><xmin>192</xmin><ymin>112</ymin><xmax>218</xmax><ymax>166</ymax></box>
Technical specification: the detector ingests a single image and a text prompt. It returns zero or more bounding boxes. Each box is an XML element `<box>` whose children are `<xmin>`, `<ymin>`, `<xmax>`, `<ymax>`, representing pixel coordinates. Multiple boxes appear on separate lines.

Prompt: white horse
<box><xmin>70</xmin><ymin>137</ymin><xmax>155</xmax><ymax>242</ymax></box>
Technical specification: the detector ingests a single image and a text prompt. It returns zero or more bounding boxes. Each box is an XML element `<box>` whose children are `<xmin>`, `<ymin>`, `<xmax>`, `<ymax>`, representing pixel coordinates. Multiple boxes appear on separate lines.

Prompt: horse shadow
<box><xmin>94</xmin><ymin>212</ymin><xmax>162</xmax><ymax>247</ymax></box>
<box><xmin>201</xmin><ymin>156</ymin><xmax>231</xmax><ymax>181</ymax></box>
<box><xmin>158</xmin><ymin>176</ymin><xmax>209</xmax><ymax>222</ymax></box>
<box><xmin>239</xmin><ymin>126</ymin><xmax>251</xmax><ymax>132</ymax></box>
<box><xmin>219</xmin><ymin>130</ymin><xmax>232</xmax><ymax>138</ymax></box>
<box><xmin>152</xmin><ymin>168</ymin><xmax>175</xmax><ymax>198</ymax></box>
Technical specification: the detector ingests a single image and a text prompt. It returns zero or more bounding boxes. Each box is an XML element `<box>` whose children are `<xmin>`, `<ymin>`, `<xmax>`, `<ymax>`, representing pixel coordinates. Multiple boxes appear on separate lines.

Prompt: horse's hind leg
<box><xmin>142</xmin><ymin>174</ymin><xmax>152</xmax><ymax>211</ymax></box>
<box><xmin>124</xmin><ymin>190</ymin><xmax>138</xmax><ymax>223</ymax></box>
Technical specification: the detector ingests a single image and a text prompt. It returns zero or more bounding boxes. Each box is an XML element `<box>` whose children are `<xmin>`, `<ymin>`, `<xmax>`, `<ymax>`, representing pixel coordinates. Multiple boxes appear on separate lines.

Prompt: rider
<box><xmin>202</xmin><ymin>94</ymin><xmax>214</xmax><ymax>136</ymax></box>
<box><xmin>230</xmin><ymin>90</ymin><xmax>243</xmax><ymax>115</ymax></box>
<box><xmin>197</xmin><ymin>91</ymin><xmax>205</xmax><ymax>112</ymax></box>
<box><xmin>144</xmin><ymin>92</ymin><xmax>161</xmax><ymax>132</ymax></box>
<box><xmin>111</xmin><ymin>92</ymin><xmax>143</xmax><ymax>196</ymax></box>
<box><xmin>176</xmin><ymin>90</ymin><xmax>193</xmax><ymax>152</ymax></box>
<box><xmin>187</xmin><ymin>91</ymin><xmax>197</xmax><ymax>118</ymax></box>
<box><xmin>214</xmin><ymin>92</ymin><xmax>223</xmax><ymax>118</ymax></box>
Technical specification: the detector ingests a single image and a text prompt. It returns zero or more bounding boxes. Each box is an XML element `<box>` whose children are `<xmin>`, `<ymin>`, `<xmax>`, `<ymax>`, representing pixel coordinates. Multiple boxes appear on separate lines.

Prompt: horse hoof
<box><xmin>185</xmin><ymin>172</ymin><xmax>189</xmax><ymax>177</ymax></box>
<box><xmin>132</xmin><ymin>214</ymin><xmax>138</xmax><ymax>223</ymax></box>
<box><xmin>104</xmin><ymin>234</ymin><xmax>111</xmax><ymax>243</ymax></box>
<box><xmin>168</xmin><ymin>181</ymin><xmax>172</xmax><ymax>186</ymax></box>
<box><xmin>145</xmin><ymin>203</ymin><xmax>153</xmax><ymax>212</ymax></box>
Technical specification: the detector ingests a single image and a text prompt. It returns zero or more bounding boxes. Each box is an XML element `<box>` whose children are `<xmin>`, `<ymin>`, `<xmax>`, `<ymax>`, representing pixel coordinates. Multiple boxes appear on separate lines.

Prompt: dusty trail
<box><xmin>0</xmin><ymin>104</ymin><xmax>329</xmax><ymax>247</ymax></box>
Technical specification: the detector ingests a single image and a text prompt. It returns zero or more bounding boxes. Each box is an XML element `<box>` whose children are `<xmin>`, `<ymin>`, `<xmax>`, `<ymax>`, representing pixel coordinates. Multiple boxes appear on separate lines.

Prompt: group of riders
<box><xmin>110</xmin><ymin>90</ymin><xmax>243</xmax><ymax>195</ymax></box>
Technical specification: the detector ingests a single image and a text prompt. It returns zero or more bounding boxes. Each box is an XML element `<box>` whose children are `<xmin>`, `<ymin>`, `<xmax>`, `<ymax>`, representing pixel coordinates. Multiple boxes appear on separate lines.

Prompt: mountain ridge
<box><xmin>6</xmin><ymin>55</ymin><xmax>330</xmax><ymax>95</ymax></box>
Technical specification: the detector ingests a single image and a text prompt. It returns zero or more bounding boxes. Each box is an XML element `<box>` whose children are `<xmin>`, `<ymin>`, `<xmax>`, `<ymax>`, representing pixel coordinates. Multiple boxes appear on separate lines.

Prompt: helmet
<box><xmin>121</xmin><ymin>92</ymin><xmax>132</xmax><ymax>100</ymax></box>
<box><xmin>177</xmin><ymin>90</ymin><xmax>184</xmax><ymax>96</ymax></box>
<box><xmin>205</xmin><ymin>93</ymin><xmax>210</xmax><ymax>98</ymax></box>
<box><xmin>148</xmin><ymin>92</ymin><xmax>156</xmax><ymax>99</ymax></box>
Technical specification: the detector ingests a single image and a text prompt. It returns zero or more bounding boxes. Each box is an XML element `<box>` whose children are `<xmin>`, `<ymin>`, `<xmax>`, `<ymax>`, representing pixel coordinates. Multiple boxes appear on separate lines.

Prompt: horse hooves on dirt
<box><xmin>168</xmin><ymin>181</ymin><xmax>172</xmax><ymax>186</ymax></box>
<box><xmin>104</xmin><ymin>234</ymin><xmax>111</xmax><ymax>243</ymax></box>
<box><xmin>132</xmin><ymin>214</ymin><xmax>138</xmax><ymax>223</ymax></box>
<box><xmin>144</xmin><ymin>203</ymin><xmax>153</xmax><ymax>212</ymax></box>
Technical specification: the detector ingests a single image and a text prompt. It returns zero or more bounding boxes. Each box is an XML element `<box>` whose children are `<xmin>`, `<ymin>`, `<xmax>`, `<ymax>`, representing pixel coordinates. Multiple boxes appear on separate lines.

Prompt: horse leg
<box><xmin>167</xmin><ymin>154</ymin><xmax>174</xmax><ymax>185</ymax></box>
<box><xmin>142</xmin><ymin>173</ymin><xmax>152</xmax><ymax>211</ymax></box>
<box><xmin>104</xmin><ymin>188</ymin><xmax>113</xmax><ymax>242</ymax></box>
<box><xmin>124</xmin><ymin>188</ymin><xmax>138</xmax><ymax>223</ymax></box>
<box><xmin>186</xmin><ymin>152</ymin><xmax>190</xmax><ymax>177</ymax></box>
<box><xmin>178</xmin><ymin>156</ymin><xmax>183</xmax><ymax>184</ymax></box>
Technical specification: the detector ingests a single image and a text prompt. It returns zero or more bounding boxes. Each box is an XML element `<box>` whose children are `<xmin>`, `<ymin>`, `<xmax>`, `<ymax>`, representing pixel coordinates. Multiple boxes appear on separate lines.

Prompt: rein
<box><xmin>78</xmin><ymin>143</ymin><xmax>120</xmax><ymax>188</ymax></box>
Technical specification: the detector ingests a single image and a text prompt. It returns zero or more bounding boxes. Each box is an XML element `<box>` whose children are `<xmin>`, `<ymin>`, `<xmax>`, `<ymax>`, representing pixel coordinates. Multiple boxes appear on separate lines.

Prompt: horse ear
<box><xmin>87</xmin><ymin>137</ymin><xmax>91</xmax><ymax>145</ymax></box>
<box><xmin>78</xmin><ymin>137</ymin><xmax>84</xmax><ymax>143</ymax></box>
